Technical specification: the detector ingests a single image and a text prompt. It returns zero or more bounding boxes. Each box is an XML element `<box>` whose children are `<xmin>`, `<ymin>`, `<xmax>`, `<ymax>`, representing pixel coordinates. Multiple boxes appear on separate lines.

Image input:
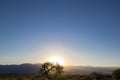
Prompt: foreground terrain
<box><xmin>0</xmin><ymin>73</ymin><xmax>112</xmax><ymax>80</ymax></box>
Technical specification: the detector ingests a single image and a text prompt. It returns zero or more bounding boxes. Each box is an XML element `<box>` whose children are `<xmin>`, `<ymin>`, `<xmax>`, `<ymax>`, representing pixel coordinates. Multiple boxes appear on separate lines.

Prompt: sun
<box><xmin>48</xmin><ymin>56</ymin><xmax>64</xmax><ymax>66</ymax></box>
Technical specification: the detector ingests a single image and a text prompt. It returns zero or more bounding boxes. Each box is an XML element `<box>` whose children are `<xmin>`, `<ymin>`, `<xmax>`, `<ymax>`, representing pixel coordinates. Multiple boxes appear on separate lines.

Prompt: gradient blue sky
<box><xmin>0</xmin><ymin>0</ymin><xmax>120</xmax><ymax>66</ymax></box>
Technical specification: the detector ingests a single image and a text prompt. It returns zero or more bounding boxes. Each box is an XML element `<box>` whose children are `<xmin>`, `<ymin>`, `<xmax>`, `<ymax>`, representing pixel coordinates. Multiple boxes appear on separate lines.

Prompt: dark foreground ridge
<box><xmin>0</xmin><ymin>63</ymin><xmax>117</xmax><ymax>74</ymax></box>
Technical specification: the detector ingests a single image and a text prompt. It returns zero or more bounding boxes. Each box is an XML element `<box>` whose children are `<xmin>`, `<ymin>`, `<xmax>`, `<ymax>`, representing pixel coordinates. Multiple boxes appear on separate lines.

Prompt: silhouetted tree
<box><xmin>53</xmin><ymin>63</ymin><xmax>64</xmax><ymax>80</ymax></box>
<box><xmin>112</xmin><ymin>68</ymin><xmax>120</xmax><ymax>80</ymax></box>
<box><xmin>39</xmin><ymin>62</ymin><xmax>64</xmax><ymax>80</ymax></box>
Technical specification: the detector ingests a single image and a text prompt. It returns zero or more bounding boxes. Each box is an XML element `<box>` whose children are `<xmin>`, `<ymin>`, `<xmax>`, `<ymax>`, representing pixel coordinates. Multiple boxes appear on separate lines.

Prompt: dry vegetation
<box><xmin>0</xmin><ymin>73</ymin><xmax>112</xmax><ymax>80</ymax></box>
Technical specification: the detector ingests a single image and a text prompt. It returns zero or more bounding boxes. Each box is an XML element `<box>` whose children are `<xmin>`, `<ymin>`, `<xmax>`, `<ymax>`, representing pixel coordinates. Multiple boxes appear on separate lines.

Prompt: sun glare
<box><xmin>48</xmin><ymin>57</ymin><xmax>64</xmax><ymax>66</ymax></box>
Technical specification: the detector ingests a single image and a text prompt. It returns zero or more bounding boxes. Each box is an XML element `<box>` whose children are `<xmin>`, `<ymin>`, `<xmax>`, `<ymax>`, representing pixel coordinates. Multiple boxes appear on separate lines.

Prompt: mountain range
<box><xmin>0</xmin><ymin>63</ymin><xmax>118</xmax><ymax>74</ymax></box>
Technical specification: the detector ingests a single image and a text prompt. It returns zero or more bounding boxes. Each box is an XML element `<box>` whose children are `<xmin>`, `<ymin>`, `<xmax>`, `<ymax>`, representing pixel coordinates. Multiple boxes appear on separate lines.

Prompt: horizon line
<box><xmin>0</xmin><ymin>63</ymin><xmax>119</xmax><ymax>68</ymax></box>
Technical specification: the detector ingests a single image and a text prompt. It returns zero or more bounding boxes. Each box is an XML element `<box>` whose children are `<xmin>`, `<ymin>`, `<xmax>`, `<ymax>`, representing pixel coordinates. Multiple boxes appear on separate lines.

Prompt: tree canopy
<box><xmin>39</xmin><ymin>62</ymin><xmax>64</xmax><ymax>80</ymax></box>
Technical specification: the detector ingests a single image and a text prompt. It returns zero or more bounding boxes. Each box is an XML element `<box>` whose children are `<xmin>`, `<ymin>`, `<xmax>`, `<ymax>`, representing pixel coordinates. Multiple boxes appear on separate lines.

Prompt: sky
<box><xmin>0</xmin><ymin>0</ymin><xmax>120</xmax><ymax>67</ymax></box>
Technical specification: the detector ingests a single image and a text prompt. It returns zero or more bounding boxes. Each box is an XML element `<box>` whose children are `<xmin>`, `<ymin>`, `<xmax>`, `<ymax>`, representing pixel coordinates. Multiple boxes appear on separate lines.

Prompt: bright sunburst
<box><xmin>48</xmin><ymin>56</ymin><xmax>64</xmax><ymax>66</ymax></box>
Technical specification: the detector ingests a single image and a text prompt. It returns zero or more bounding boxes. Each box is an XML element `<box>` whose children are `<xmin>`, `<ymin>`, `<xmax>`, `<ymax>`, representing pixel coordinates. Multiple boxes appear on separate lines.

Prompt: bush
<box><xmin>112</xmin><ymin>68</ymin><xmax>120</xmax><ymax>80</ymax></box>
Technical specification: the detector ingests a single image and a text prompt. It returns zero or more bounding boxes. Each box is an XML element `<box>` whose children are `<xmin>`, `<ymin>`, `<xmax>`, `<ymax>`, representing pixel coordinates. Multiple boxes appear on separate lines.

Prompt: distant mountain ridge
<box><xmin>64</xmin><ymin>66</ymin><xmax>117</xmax><ymax>74</ymax></box>
<box><xmin>0</xmin><ymin>63</ymin><xmax>118</xmax><ymax>74</ymax></box>
<box><xmin>0</xmin><ymin>63</ymin><xmax>41</xmax><ymax>74</ymax></box>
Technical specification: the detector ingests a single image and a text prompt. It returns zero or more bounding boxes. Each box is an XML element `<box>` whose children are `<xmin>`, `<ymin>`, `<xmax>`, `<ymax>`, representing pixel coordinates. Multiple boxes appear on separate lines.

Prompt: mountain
<box><xmin>0</xmin><ymin>63</ymin><xmax>117</xmax><ymax>74</ymax></box>
<box><xmin>64</xmin><ymin>66</ymin><xmax>117</xmax><ymax>74</ymax></box>
<box><xmin>0</xmin><ymin>63</ymin><xmax>41</xmax><ymax>74</ymax></box>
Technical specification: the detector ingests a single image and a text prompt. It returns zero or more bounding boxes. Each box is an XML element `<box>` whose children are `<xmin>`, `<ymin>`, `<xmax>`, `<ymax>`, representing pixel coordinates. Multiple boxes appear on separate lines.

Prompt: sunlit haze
<box><xmin>48</xmin><ymin>56</ymin><xmax>64</xmax><ymax>66</ymax></box>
